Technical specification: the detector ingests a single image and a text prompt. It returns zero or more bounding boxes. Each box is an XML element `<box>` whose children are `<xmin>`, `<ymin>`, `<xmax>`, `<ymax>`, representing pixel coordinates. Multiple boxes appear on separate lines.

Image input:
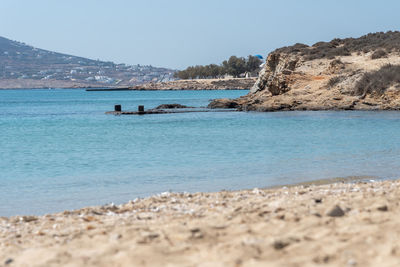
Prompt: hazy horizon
<box><xmin>1</xmin><ymin>0</ymin><xmax>400</xmax><ymax>69</ymax></box>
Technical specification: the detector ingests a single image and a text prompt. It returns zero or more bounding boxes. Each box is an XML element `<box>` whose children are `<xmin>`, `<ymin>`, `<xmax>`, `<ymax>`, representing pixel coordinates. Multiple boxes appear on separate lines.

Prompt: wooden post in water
<box><xmin>138</xmin><ymin>105</ymin><xmax>144</xmax><ymax>114</ymax></box>
<box><xmin>114</xmin><ymin>105</ymin><xmax>122</xmax><ymax>112</ymax></box>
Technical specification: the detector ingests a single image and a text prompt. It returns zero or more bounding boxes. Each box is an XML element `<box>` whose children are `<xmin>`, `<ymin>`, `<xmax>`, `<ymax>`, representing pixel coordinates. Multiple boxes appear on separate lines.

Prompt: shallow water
<box><xmin>1</xmin><ymin>89</ymin><xmax>400</xmax><ymax>216</ymax></box>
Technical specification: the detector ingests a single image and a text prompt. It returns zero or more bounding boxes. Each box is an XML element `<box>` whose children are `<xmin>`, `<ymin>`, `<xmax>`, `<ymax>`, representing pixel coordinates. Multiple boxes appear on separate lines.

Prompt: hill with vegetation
<box><xmin>209</xmin><ymin>31</ymin><xmax>400</xmax><ymax>111</ymax></box>
<box><xmin>0</xmin><ymin>36</ymin><xmax>174</xmax><ymax>89</ymax></box>
<box><xmin>134</xmin><ymin>55</ymin><xmax>262</xmax><ymax>90</ymax></box>
<box><xmin>174</xmin><ymin>55</ymin><xmax>262</xmax><ymax>79</ymax></box>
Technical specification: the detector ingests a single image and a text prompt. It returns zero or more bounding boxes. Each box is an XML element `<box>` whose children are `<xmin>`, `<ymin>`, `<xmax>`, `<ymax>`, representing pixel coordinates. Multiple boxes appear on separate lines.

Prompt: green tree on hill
<box><xmin>246</xmin><ymin>55</ymin><xmax>262</xmax><ymax>73</ymax></box>
<box><xmin>173</xmin><ymin>55</ymin><xmax>262</xmax><ymax>80</ymax></box>
<box><xmin>222</xmin><ymin>56</ymin><xmax>246</xmax><ymax>78</ymax></box>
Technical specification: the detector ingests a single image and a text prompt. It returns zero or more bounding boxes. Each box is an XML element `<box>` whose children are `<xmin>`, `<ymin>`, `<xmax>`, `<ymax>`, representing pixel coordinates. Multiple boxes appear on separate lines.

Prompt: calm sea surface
<box><xmin>1</xmin><ymin>89</ymin><xmax>400</xmax><ymax>216</ymax></box>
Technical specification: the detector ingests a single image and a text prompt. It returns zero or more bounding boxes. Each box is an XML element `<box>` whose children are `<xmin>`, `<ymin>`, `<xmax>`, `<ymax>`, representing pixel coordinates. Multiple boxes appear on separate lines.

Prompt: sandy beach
<box><xmin>1</xmin><ymin>179</ymin><xmax>400</xmax><ymax>267</ymax></box>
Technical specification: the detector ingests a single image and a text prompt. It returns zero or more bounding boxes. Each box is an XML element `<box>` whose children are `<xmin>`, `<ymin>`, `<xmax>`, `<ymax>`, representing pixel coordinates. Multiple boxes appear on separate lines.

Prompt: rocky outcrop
<box><xmin>210</xmin><ymin>32</ymin><xmax>400</xmax><ymax>111</ymax></box>
<box><xmin>207</xmin><ymin>99</ymin><xmax>239</xmax><ymax>109</ymax></box>
<box><xmin>250</xmin><ymin>53</ymin><xmax>299</xmax><ymax>95</ymax></box>
<box><xmin>132</xmin><ymin>78</ymin><xmax>256</xmax><ymax>90</ymax></box>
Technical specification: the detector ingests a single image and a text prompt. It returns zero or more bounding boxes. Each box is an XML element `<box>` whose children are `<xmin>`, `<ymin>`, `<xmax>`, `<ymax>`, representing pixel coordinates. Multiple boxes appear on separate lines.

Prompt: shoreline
<box><xmin>0</xmin><ymin>87</ymin><xmax>250</xmax><ymax>91</ymax></box>
<box><xmin>2</xmin><ymin>175</ymin><xmax>379</xmax><ymax>218</ymax></box>
<box><xmin>132</xmin><ymin>78</ymin><xmax>256</xmax><ymax>90</ymax></box>
<box><xmin>0</xmin><ymin>78</ymin><xmax>256</xmax><ymax>91</ymax></box>
<box><xmin>1</xmin><ymin>177</ymin><xmax>399</xmax><ymax>266</ymax></box>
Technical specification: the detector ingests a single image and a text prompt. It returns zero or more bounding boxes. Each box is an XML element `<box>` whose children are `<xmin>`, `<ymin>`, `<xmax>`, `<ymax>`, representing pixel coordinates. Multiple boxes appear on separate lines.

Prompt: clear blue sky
<box><xmin>1</xmin><ymin>0</ymin><xmax>399</xmax><ymax>69</ymax></box>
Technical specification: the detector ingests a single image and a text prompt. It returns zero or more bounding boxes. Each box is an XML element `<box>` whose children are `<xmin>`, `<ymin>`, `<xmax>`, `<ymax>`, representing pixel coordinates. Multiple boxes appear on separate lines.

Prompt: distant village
<box><xmin>0</xmin><ymin>36</ymin><xmax>175</xmax><ymax>88</ymax></box>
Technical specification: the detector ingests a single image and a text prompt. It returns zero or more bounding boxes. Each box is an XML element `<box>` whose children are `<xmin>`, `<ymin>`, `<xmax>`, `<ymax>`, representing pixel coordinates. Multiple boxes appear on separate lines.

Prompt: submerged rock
<box><xmin>154</xmin><ymin>104</ymin><xmax>192</xmax><ymax>109</ymax></box>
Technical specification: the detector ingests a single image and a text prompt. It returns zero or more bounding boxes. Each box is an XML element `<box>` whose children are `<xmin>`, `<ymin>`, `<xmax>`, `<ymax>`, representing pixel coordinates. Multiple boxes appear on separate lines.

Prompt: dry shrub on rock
<box><xmin>371</xmin><ymin>49</ymin><xmax>387</xmax><ymax>59</ymax></box>
<box><xmin>353</xmin><ymin>64</ymin><xmax>400</xmax><ymax>96</ymax></box>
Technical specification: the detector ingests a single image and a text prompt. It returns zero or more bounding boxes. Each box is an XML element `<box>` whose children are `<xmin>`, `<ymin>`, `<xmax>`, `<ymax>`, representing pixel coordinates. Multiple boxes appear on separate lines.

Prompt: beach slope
<box><xmin>1</xmin><ymin>180</ymin><xmax>399</xmax><ymax>266</ymax></box>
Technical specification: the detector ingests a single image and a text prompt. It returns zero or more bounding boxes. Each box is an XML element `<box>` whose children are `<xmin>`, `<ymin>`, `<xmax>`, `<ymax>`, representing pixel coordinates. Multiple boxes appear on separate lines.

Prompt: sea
<box><xmin>1</xmin><ymin>89</ymin><xmax>400</xmax><ymax>216</ymax></box>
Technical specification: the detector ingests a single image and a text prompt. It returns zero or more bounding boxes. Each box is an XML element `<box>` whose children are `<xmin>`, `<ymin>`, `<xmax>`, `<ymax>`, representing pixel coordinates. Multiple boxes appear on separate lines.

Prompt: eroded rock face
<box><xmin>250</xmin><ymin>53</ymin><xmax>300</xmax><ymax>95</ymax></box>
<box><xmin>326</xmin><ymin>59</ymin><xmax>346</xmax><ymax>74</ymax></box>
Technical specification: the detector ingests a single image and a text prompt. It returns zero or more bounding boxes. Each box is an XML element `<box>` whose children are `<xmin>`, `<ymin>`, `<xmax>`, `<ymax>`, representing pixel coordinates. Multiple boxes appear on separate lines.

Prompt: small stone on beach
<box><xmin>377</xmin><ymin>205</ymin><xmax>388</xmax><ymax>212</ymax></box>
<box><xmin>273</xmin><ymin>239</ymin><xmax>290</xmax><ymax>250</ymax></box>
<box><xmin>190</xmin><ymin>228</ymin><xmax>204</xmax><ymax>239</ymax></box>
<box><xmin>20</xmin><ymin>216</ymin><xmax>38</xmax><ymax>223</ymax></box>
<box><xmin>110</xmin><ymin>234</ymin><xmax>122</xmax><ymax>240</ymax></box>
<box><xmin>327</xmin><ymin>205</ymin><xmax>345</xmax><ymax>217</ymax></box>
<box><xmin>272</xmin><ymin>237</ymin><xmax>299</xmax><ymax>250</ymax></box>
<box><xmin>314</xmin><ymin>198</ymin><xmax>322</xmax><ymax>204</ymax></box>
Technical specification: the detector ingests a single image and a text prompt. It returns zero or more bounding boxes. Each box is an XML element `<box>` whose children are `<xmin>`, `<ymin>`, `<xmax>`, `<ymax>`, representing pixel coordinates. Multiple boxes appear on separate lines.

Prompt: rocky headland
<box><xmin>131</xmin><ymin>78</ymin><xmax>256</xmax><ymax>90</ymax></box>
<box><xmin>209</xmin><ymin>32</ymin><xmax>400</xmax><ymax>111</ymax></box>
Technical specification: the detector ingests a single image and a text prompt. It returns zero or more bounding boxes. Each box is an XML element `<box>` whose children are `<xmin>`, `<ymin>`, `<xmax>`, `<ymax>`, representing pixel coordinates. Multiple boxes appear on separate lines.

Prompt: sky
<box><xmin>1</xmin><ymin>0</ymin><xmax>400</xmax><ymax>69</ymax></box>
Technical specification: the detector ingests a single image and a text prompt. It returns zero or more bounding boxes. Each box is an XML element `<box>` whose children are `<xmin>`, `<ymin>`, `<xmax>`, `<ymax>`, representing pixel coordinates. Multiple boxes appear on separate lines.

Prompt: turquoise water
<box><xmin>1</xmin><ymin>89</ymin><xmax>400</xmax><ymax>216</ymax></box>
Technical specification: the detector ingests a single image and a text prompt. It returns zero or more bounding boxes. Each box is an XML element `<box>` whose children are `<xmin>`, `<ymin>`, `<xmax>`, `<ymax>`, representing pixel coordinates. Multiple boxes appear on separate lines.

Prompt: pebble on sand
<box><xmin>327</xmin><ymin>205</ymin><xmax>345</xmax><ymax>217</ymax></box>
<box><xmin>377</xmin><ymin>205</ymin><xmax>388</xmax><ymax>212</ymax></box>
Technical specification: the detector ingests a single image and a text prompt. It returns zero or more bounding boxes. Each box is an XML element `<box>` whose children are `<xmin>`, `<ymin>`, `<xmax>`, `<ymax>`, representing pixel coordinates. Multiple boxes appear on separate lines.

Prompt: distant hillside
<box><xmin>0</xmin><ymin>36</ymin><xmax>175</xmax><ymax>89</ymax></box>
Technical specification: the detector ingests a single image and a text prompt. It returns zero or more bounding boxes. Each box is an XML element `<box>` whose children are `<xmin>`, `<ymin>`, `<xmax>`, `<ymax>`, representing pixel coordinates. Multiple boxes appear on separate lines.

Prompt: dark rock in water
<box><xmin>154</xmin><ymin>104</ymin><xmax>192</xmax><ymax>109</ymax></box>
<box><xmin>327</xmin><ymin>205</ymin><xmax>345</xmax><ymax>217</ymax></box>
<box><xmin>207</xmin><ymin>98</ymin><xmax>239</xmax><ymax>109</ymax></box>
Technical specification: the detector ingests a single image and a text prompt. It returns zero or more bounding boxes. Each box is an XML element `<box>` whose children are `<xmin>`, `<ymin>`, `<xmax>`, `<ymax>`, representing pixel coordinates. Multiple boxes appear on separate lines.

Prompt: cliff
<box><xmin>131</xmin><ymin>78</ymin><xmax>256</xmax><ymax>90</ymax></box>
<box><xmin>209</xmin><ymin>31</ymin><xmax>400</xmax><ymax>111</ymax></box>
